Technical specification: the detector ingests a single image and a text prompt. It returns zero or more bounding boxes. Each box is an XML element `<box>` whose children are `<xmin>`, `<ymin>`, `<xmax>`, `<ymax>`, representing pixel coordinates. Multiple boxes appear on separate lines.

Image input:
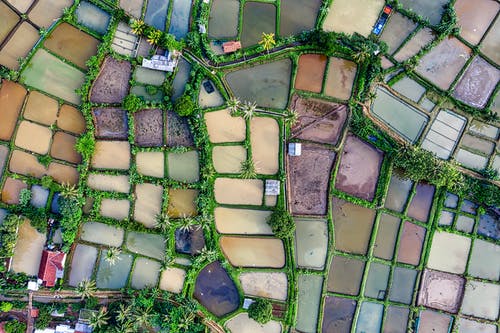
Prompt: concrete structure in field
<box><xmin>288</xmin><ymin>142</ymin><xmax>302</xmax><ymax>156</ymax></box>
<box><xmin>142</xmin><ymin>51</ymin><xmax>180</xmax><ymax>72</ymax></box>
<box><xmin>265</xmin><ymin>179</ymin><xmax>280</xmax><ymax>196</ymax></box>
<box><xmin>222</xmin><ymin>41</ymin><xmax>242</xmax><ymax>53</ymax></box>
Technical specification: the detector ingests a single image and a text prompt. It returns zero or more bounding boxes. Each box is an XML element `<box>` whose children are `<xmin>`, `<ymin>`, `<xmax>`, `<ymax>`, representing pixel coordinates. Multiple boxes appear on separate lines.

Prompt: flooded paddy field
<box><xmin>322</xmin><ymin>296</ymin><xmax>356</xmax><ymax>333</ymax></box>
<box><xmin>21</xmin><ymin>49</ymin><xmax>85</xmax><ymax>105</ymax></box>
<box><xmin>212</xmin><ymin>145</ymin><xmax>246</xmax><ymax>174</ymax></box>
<box><xmin>68</xmin><ymin>244</ymin><xmax>98</xmax><ymax>286</ymax></box>
<box><xmin>57</xmin><ymin>104</ymin><xmax>86</xmax><ymax>134</ymax></box>
<box><xmin>159</xmin><ymin>267</ymin><xmax>185</xmax><ymax>293</ymax></box>
<box><xmin>75</xmin><ymin>1</ymin><xmax>111</xmax><ymax>34</ymax></box>
<box><xmin>328</xmin><ymin>255</ymin><xmax>365</xmax><ymax>295</ymax></box>
<box><xmin>172</xmin><ymin>58</ymin><xmax>191</xmax><ymax>101</ymax></box>
<box><xmin>23</xmin><ymin>91</ymin><xmax>58</xmax><ymax>126</ymax></box>
<box><xmin>167</xmin><ymin>150</ymin><xmax>199</xmax><ymax>183</ymax></box>
<box><xmin>226</xmin><ymin>59</ymin><xmax>291</xmax><ymax>109</ymax></box>
<box><xmin>2</xmin><ymin>177</ymin><xmax>27</xmax><ymax>204</ymax></box>
<box><xmin>398</xmin><ymin>0</ymin><xmax>449</xmax><ymax>25</ymax></box>
<box><xmin>280</xmin><ymin>0</ymin><xmax>321</xmax><ymax>36</ymax></box>
<box><xmin>91</xmin><ymin>141</ymin><xmax>131</xmax><ymax>170</ymax></box>
<box><xmin>130</xmin><ymin>257</ymin><xmax>160</xmax><ymax>289</ymax></box>
<box><xmin>100</xmin><ymin>198</ymin><xmax>130</xmax><ymax>220</ymax></box>
<box><xmin>287</xmin><ymin>143</ymin><xmax>335</xmax><ymax>215</ymax></box>
<box><xmin>324</xmin><ymin>58</ymin><xmax>357</xmax><ymax>100</ymax></box>
<box><xmin>208</xmin><ymin>0</ymin><xmax>239</xmax><ymax>39</ymax></box>
<box><xmin>50</xmin><ymin>132</ymin><xmax>81</xmax><ymax>164</ymax></box>
<box><xmin>417</xmin><ymin>269</ymin><xmax>465</xmax><ymax>313</ymax></box>
<box><xmin>134</xmin><ymin>183</ymin><xmax>163</xmax><ymax>228</ymax></box>
<box><xmin>0</xmin><ymin>22</ymin><xmax>39</xmax><ymax>70</ymax></box>
<box><xmin>380</xmin><ymin>13</ymin><xmax>417</xmax><ymax>55</ymax></box>
<box><xmin>136</xmin><ymin>152</ymin><xmax>164</xmax><ymax>178</ymax></box>
<box><xmin>290</xmin><ymin>95</ymin><xmax>348</xmax><ymax>145</ymax></box>
<box><xmin>214</xmin><ymin>178</ymin><xmax>263</xmax><ymax>205</ymax></box>
<box><xmin>240</xmin><ymin>2</ymin><xmax>276</xmax><ymax>48</ymax></box>
<box><xmin>28</xmin><ymin>0</ymin><xmax>72</xmax><ymax>28</ymax></box>
<box><xmin>480</xmin><ymin>15</ymin><xmax>500</xmax><ymax>64</ymax></box>
<box><xmin>144</xmin><ymin>0</ymin><xmax>169</xmax><ymax>31</ymax></box>
<box><xmin>393</xmin><ymin>27</ymin><xmax>435</xmax><ymax>62</ymax></box>
<box><xmin>295</xmin><ymin>54</ymin><xmax>327</xmax><ymax>93</ymax></box>
<box><xmin>296</xmin><ymin>274</ymin><xmax>323</xmax><ymax>333</ymax></box>
<box><xmin>175</xmin><ymin>227</ymin><xmax>205</xmax><ymax>255</ymax></box>
<box><xmin>168</xmin><ymin>0</ymin><xmax>192</xmax><ymax>39</ymax></box>
<box><xmin>215</xmin><ymin>207</ymin><xmax>272</xmax><ymax>234</ymax></box>
<box><xmin>455</xmin><ymin>0</ymin><xmax>499</xmax><ymax>45</ymax></box>
<box><xmin>44</xmin><ymin>23</ymin><xmax>99</xmax><ymax>69</ymax></box>
<box><xmin>167</xmin><ymin>188</ymin><xmax>198</xmax><ymax>217</ymax></box>
<box><xmin>295</xmin><ymin>218</ymin><xmax>328</xmax><ymax>270</ymax></box>
<box><xmin>205</xmin><ymin>109</ymin><xmax>246</xmax><ymax>143</ymax></box>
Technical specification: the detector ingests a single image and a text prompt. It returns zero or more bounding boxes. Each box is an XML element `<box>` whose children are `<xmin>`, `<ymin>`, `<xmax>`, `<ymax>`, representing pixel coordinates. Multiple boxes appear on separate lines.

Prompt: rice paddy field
<box><xmin>0</xmin><ymin>0</ymin><xmax>498</xmax><ymax>332</ymax></box>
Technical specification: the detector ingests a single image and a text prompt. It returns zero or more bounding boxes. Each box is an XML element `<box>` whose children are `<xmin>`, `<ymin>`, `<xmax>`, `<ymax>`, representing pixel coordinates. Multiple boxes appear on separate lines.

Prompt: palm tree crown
<box><xmin>259</xmin><ymin>32</ymin><xmax>276</xmax><ymax>52</ymax></box>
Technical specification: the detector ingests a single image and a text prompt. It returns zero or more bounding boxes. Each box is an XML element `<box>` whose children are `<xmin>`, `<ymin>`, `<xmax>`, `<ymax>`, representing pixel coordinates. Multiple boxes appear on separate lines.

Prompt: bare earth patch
<box><xmin>290</xmin><ymin>95</ymin><xmax>348</xmax><ymax>146</ymax></box>
<box><xmin>335</xmin><ymin>134</ymin><xmax>383</xmax><ymax>201</ymax></box>
<box><xmin>92</xmin><ymin>107</ymin><xmax>128</xmax><ymax>140</ymax></box>
<box><xmin>418</xmin><ymin>269</ymin><xmax>465</xmax><ymax>314</ymax></box>
<box><xmin>167</xmin><ymin>110</ymin><xmax>194</xmax><ymax>147</ymax></box>
<box><xmin>134</xmin><ymin>108</ymin><xmax>163</xmax><ymax>147</ymax></box>
<box><xmin>287</xmin><ymin>143</ymin><xmax>336</xmax><ymax>215</ymax></box>
<box><xmin>90</xmin><ymin>56</ymin><xmax>131</xmax><ymax>103</ymax></box>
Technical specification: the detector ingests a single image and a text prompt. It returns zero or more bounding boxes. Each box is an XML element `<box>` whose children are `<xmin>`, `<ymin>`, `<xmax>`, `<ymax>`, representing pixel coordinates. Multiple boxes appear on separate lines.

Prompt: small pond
<box><xmin>96</xmin><ymin>250</ymin><xmax>133</xmax><ymax>289</ymax></box>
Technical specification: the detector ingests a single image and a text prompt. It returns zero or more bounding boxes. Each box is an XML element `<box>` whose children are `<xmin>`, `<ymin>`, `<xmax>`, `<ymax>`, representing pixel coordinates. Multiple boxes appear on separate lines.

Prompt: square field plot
<box><xmin>28</xmin><ymin>0</ymin><xmax>72</xmax><ymax>28</ymax></box>
<box><xmin>454</xmin><ymin>0</ymin><xmax>499</xmax><ymax>45</ymax></box>
<box><xmin>457</xmin><ymin>318</ymin><xmax>497</xmax><ymax>333</ymax></box>
<box><xmin>322</xmin><ymin>296</ymin><xmax>356</xmax><ymax>333</ymax></box>
<box><xmin>90</xmin><ymin>56</ymin><xmax>131</xmax><ymax>104</ymax></box>
<box><xmin>167</xmin><ymin>188</ymin><xmax>198</xmax><ymax>218</ymax></box>
<box><xmin>134</xmin><ymin>183</ymin><xmax>163</xmax><ymax>228</ymax></box>
<box><xmin>136</xmin><ymin>152</ymin><xmax>164</xmax><ymax>178</ymax></box>
<box><xmin>467</xmin><ymin>239</ymin><xmax>500</xmax><ymax>281</ymax></box>
<box><xmin>100</xmin><ymin>199</ymin><xmax>130</xmax><ymax>220</ymax></box>
<box><xmin>417</xmin><ymin>310</ymin><xmax>452</xmax><ymax>333</ymax></box>
<box><xmin>0</xmin><ymin>22</ymin><xmax>39</xmax><ymax>70</ymax></box>
<box><xmin>280</xmin><ymin>0</ymin><xmax>321</xmax><ymax>37</ymax></box>
<box><xmin>418</xmin><ymin>269</ymin><xmax>465</xmax><ymax>313</ymax></box>
<box><xmin>212</xmin><ymin>145</ymin><xmax>246</xmax><ymax>174</ymax></box>
<box><xmin>322</xmin><ymin>0</ymin><xmax>384</xmax><ymax>37</ymax></box>
<box><xmin>461</xmin><ymin>281</ymin><xmax>500</xmax><ymax>321</ymax></box>
<box><xmin>50</xmin><ymin>132</ymin><xmax>81</xmax><ymax>164</ymax></box>
<box><xmin>240</xmin><ymin>2</ymin><xmax>276</xmax><ymax>47</ymax></box>
<box><xmin>159</xmin><ymin>267</ymin><xmax>186</xmax><ymax>294</ymax></box>
<box><xmin>167</xmin><ymin>150</ymin><xmax>199</xmax><ymax>183</ymax></box>
<box><xmin>327</xmin><ymin>255</ymin><xmax>365</xmax><ymax>296</ymax></box>
<box><xmin>23</xmin><ymin>91</ymin><xmax>58</xmax><ymax>126</ymax></box>
<box><xmin>427</xmin><ymin>231</ymin><xmax>471</xmax><ymax>274</ymax></box>
<box><xmin>134</xmin><ymin>109</ymin><xmax>164</xmax><ymax>147</ymax></box>
<box><xmin>324</xmin><ymin>58</ymin><xmax>357</xmax><ymax>100</ymax></box>
<box><xmin>57</xmin><ymin>105</ymin><xmax>86</xmax><ymax>135</ymax></box>
<box><xmin>92</xmin><ymin>108</ymin><xmax>128</xmax><ymax>140</ymax></box>
<box><xmin>205</xmin><ymin>109</ymin><xmax>246</xmax><ymax>143</ymax></box>
<box><xmin>15</xmin><ymin>121</ymin><xmax>52</xmax><ymax>155</ymax></box>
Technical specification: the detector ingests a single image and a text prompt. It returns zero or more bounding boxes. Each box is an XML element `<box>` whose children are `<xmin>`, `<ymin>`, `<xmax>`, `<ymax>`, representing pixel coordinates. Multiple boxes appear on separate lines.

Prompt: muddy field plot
<box><xmin>294</xmin><ymin>54</ymin><xmax>327</xmax><ymax>93</ymax></box>
<box><xmin>92</xmin><ymin>107</ymin><xmax>129</xmax><ymax>140</ymax></box>
<box><xmin>287</xmin><ymin>143</ymin><xmax>336</xmax><ymax>215</ymax></box>
<box><xmin>90</xmin><ymin>56</ymin><xmax>131</xmax><ymax>103</ymax></box>
<box><xmin>418</xmin><ymin>269</ymin><xmax>465</xmax><ymax>313</ymax></box>
<box><xmin>335</xmin><ymin>134</ymin><xmax>383</xmax><ymax>201</ymax></box>
<box><xmin>290</xmin><ymin>95</ymin><xmax>348</xmax><ymax>146</ymax></box>
<box><xmin>0</xmin><ymin>80</ymin><xmax>26</xmax><ymax>141</ymax></box>
<box><xmin>167</xmin><ymin>110</ymin><xmax>194</xmax><ymax>147</ymax></box>
<box><xmin>453</xmin><ymin>56</ymin><xmax>500</xmax><ymax>108</ymax></box>
<box><xmin>134</xmin><ymin>109</ymin><xmax>163</xmax><ymax>147</ymax></box>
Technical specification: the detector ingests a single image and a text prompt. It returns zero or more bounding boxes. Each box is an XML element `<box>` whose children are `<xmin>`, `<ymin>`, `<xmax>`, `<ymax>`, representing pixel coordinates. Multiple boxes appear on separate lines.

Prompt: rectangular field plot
<box><xmin>21</xmin><ymin>49</ymin><xmax>85</xmax><ymax>105</ymax></box>
<box><xmin>421</xmin><ymin>110</ymin><xmax>466</xmax><ymax>159</ymax></box>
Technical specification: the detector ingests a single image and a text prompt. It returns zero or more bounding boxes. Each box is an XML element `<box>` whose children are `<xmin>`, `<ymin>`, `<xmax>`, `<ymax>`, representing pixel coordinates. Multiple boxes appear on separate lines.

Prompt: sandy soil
<box><xmin>214</xmin><ymin>178</ymin><xmax>263</xmax><ymax>205</ymax></box>
<box><xmin>50</xmin><ymin>132</ymin><xmax>81</xmax><ymax>164</ymax></box>
<box><xmin>239</xmin><ymin>272</ymin><xmax>288</xmax><ymax>301</ymax></box>
<box><xmin>226</xmin><ymin>313</ymin><xmax>282</xmax><ymax>333</ymax></box>
<box><xmin>15</xmin><ymin>121</ymin><xmax>52</xmax><ymax>155</ymax></box>
<box><xmin>205</xmin><ymin>109</ymin><xmax>246</xmax><ymax>143</ymax></box>
<box><xmin>11</xmin><ymin>220</ymin><xmax>46</xmax><ymax>276</ymax></box>
<box><xmin>0</xmin><ymin>80</ymin><xmax>26</xmax><ymax>141</ymax></box>
<box><xmin>212</xmin><ymin>145</ymin><xmax>247</xmax><ymax>174</ymax></box>
<box><xmin>87</xmin><ymin>174</ymin><xmax>130</xmax><ymax>193</ymax></box>
<box><xmin>23</xmin><ymin>91</ymin><xmax>58</xmax><ymax>125</ymax></box>
<box><xmin>335</xmin><ymin>134</ymin><xmax>383</xmax><ymax>201</ymax></box>
<box><xmin>220</xmin><ymin>236</ymin><xmax>285</xmax><ymax>268</ymax></box>
<box><xmin>136</xmin><ymin>151</ymin><xmax>165</xmax><ymax>178</ymax></box>
<box><xmin>250</xmin><ymin>117</ymin><xmax>279</xmax><ymax>175</ymax></box>
<box><xmin>134</xmin><ymin>183</ymin><xmax>163</xmax><ymax>228</ymax></box>
<box><xmin>91</xmin><ymin>141</ymin><xmax>131</xmax><ymax>170</ymax></box>
<box><xmin>57</xmin><ymin>105</ymin><xmax>86</xmax><ymax>135</ymax></box>
<box><xmin>159</xmin><ymin>267</ymin><xmax>185</xmax><ymax>293</ymax></box>
<box><xmin>100</xmin><ymin>198</ymin><xmax>130</xmax><ymax>220</ymax></box>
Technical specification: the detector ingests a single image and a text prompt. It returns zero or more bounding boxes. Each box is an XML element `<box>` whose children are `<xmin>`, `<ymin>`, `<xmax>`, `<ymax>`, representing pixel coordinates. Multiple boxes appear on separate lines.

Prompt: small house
<box><xmin>288</xmin><ymin>143</ymin><xmax>302</xmax><ymax>156</ymax></box>
<box><xmin>222</xmin><ymin>41</ymin><xmax>242</xmax><ymax>53</ymax></box>
<box><xmin>38</xmin><ymin>250</ymin><xmax>66</xmax><ymax>287</ymax></box>
<box><xmin>265</xmin><ymin>179</ymin><xmax>280</xmax><ymax>196</ymax></box>
<box><xmin>141</xmin><ymin>51</ymin><xmax>180</xmax><ymax>72</ymax></box>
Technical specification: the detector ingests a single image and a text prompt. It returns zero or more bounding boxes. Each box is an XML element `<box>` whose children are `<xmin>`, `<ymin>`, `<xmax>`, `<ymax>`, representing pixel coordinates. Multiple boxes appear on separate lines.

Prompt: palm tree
<box><xmin>76</xmin><ymin>279</ymin><xmax>96</xmax><ymax>300</ymax></box>
<box><xmin>147</xmin><ymin>29</ymin><xmax>162</xmax><ymax>46</ymax></box>
<box><xmin>259</xmin><ymin>32</ymin><xmax>276</xmax><ymax>54</ymax></box>
<box><xmin>89</xmin><ymin>308</ymin><xmax>109</xmax><ymax>329</ymax></box>
<box><xmin>115</xmin><ymin>303</ymin><xmax>132</xmax><ymax>324</ymax></box>
<box><xmin>130</xmin><ymin>19</ymin><xmax>146</xmax><ymax>35</ymax></box>
<box><xmin>60</xmin><ymin>183</ymin><xmax>78</xmax><ymax>199</ymax></box>
<box><xmin>241</xmin><ymin>101</ymin><xmax>257</xmax><ymax>120</ymax></box>
<box><xmin>134</xmin><ymin>308</ymin><xmax>153</xmax><ymax>328</ymax></box>
<box><xmin>352</xmin><ymin>44</ymin><xmax>371</xmax><ymax>64</ymax></box>
<box><xmin>105</xmin><ymin>247</ymin><xmax>122</xmax><ymax>266</ymax></box>
<box><xmin>155</xmin><ymin>212</ymin><xmax>171</xmax><ymax>233</ymax></box>
<box><xmin>240</xmin><ymin>159</ymin><xmax>257</xmax><ymax>179</ymax></box>
<box><xmin>227</xmin><ymin>96</ymin><xmax>241</xmax><ymax>116</ymax></box>
<box><xmin>285</xmin><ymin>108</ymin><xmax>299</xmax><ymax>126</ymax></box>
<box><xmin>178</xmin><ymin>216</ymin><xmax>196</xmax><ymax>232</ymax></box>
<box><xmin>194</xmin><ymin>247</ymin><xmax>218</xmax><ymax>266</ymax></box>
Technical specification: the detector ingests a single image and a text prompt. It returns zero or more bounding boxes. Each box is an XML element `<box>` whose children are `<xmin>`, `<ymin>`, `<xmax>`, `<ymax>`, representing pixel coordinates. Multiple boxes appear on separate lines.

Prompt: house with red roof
<box><xmin>222</xmin><ymin>41</ymin><xmax>242</xmax><ymax>53</ymax></box>
<box><xmin>38</xmin><ymin>250</ymin><xmax>66</xmax><ymax>287</ymax></box>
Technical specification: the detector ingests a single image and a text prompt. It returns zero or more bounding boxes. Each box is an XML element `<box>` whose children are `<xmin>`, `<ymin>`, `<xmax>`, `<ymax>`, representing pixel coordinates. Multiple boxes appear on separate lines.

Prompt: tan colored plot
<box><xmin>134</xmin><ymin>183</ymin><xmax>163</xmax><ymax>228</ymax></box>
<box><xmin>226</xmin><ymin>313</ymin><xmax>282</xmax><ymax>333</ymax></box>
<box><xmin>0</xmin><ymin>80</ymin><xmax>26</xmax><ymax>140</ymax></box>
<box><xmin>0</xmin><ymin>22</ymin><xmax>39</xmax><ymax>70</ymax></box>
<box><xmin>1</xmin><ymin>177</ymin><xmax>27</xmax><ymax>204</ymax></box>
<box><xmin>44</xmin><ymin>23</ymin><xmax>99</xmax><ymax>69</ymax></box>
<box><xmin>87</xmin><ymin>174</ymin><xmax>130</xmax><ymax>193</ymax></box>
<box><xmin>57</xmin><ymin>105</ymin><xmax>85</xmax><ymax>134</ymax></box>
<box><xmin>204</xmin><ymin>109</ymin><xmax>246</xmax><ymax>143</ymax></box>
<box><xmin>48</xmin><ymin>162</ymin><xmax>79</xmax><ymax>185</ymax></box>
<box><xmin>220</xmin><ymin>236</ymin><xmax>285</xmax><ymax>268</ymax></box>
<box><xmin>91</xmin><ymin>141</ymin><xmax>130</xmax><ymax>170</ymax></box>
<box><xmin>11</xmin><ymin>220</ymin><xmax>46</xmax><ymax>276</ymax></box>
<box><xmin>15</xmin><ymin>121</ymin><xmax>52</xmax><ymax>155</ymax></box>
<box><xmin>0</xmin><ymin>2</ymin><xmax>19</xmax><ymax>43</ymax></box>
<box><xmin>6</xmin><ymin>0</ymin><xmax>34</xmax><ymax>13</ymax></box>
<box><xmin>295</xmin><ymin>54</ymin><xmax>327</xmax><ymax>93</ymax></box>
<box><xmin>100</xmin><ymin>198</ymin><xmax>130</xmax><ymax>220</ymax></box>
<box><xmin>323</xmin><ymin>0</ymin><xmax>384</xmax><ymax>37</ymax></box>
<box><xmin>212</xmin><ymin>145</ymin><xmax>247</xmax><ymax>174</ymax></box>
<box><xmin>9</xmin><ymin>150</ymin><xmax>47</xmax><ymax>178</ymax></box>
<box><xmin>251</xmin><ymin>117</ymin><xmax>279</xmax><ymax>175</ymax></box>
<box><xmin>239</xmin><ymin>272</ymin><xmax>288</xmax><ymax>300</ymax></box>
<box><xmin>159</xmin><ymin>267</ymin><xmax>186</xmax><ymax>294</ymax></box>
<box><xmin>136</xmin><ymin>152</ymin><xmax>164</xmax><ymax>178</ymax></box>
<box><xmin>23</xmin><ymin>91</ymin><xmax>59</xmax><ymax>125</ymax></box>
<box><xmin>325</xmin><ymin>58</ymin><xmax>357</xmax><ymax>100</ymax></box>
<box><xmin>214</xmin><ymin>178</ymin><xmax>263</xmax><ymax>205</ymax></box>
<box><xmin>215</xmin><ymin>207</ymin><xmax>273</xmax><ymax>234</ymax></box>
<box><xmin>455</xmin><ymin>0</ymin><xmax>499</xmax><ymax>45</ymax></box>
<box><xmin>50</xmin><ymin>132</ymin><xmax>81</xmax><ymax>164</ymax></box>
<box><xmin>167</xmin><ymin>188</ymin><xmax>198</xmax><ymax>218</ymax></box>
<box><xmin>28</xmin><ymin>0</ymin><xmax>73</xmax><ymax>28</ymax></box>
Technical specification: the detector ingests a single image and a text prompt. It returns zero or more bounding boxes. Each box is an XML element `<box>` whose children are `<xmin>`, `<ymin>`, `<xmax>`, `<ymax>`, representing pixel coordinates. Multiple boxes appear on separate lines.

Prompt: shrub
<box><xmin>123</xmin><ymin>94</ymin><xmax>144</xmax><ymax>113</ymax></box>
<box><xmin>0</xmin><ymin>302</ymin><xmax>13</xmax><ymax>312</ymax></box>
<box><xmin>248</xmin><ymin>298</ymin><xmax>273</xmax><ymax>324</ymax></box>
<box><xmin>19</xmin><ymin>189</ymin><xmax>32</xmax><ymax>206</ymax></box>
<box><xmin>4</xmin><ymin>321</ymin><xmax>26</xmax><ymax>333</ymax></box>
<box><xmin>75</xmin><ymin>132</ymin><xmax>95</xmax><ymax>160</ymax></box>
<box><xmin>267</xmin><ymin>209</ymin><xmax>295</xmax><ymax>239</ymax></box>
<box><xmin>173</xmin><ymin>94</ymin><xmax>197</xmax><ymax>117</ymax></box>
